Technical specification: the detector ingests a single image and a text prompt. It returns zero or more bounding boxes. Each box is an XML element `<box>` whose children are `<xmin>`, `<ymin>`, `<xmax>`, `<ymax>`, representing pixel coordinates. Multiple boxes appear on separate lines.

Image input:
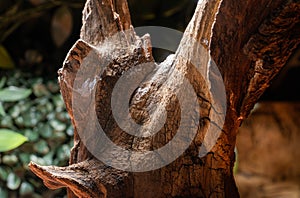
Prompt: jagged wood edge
<box><xmin>29</xmin><ymin>0</ymin><xmax>224</xmax><ymax>197</ymax></box>
<box><xmin>240</xmin><ymin>1</ymin><xmax>300</xmax><ymax>118</ymax></box>
<box><xmin>29</xmin><ymin>159</ymin><xmax>132</xmax><ymax>198</ymax></box>
<box><xmin>28</xmin><ymin>0</ymin><xmax>300</xmax><ymax>196</ymax></box>
<box><xmin>29</xmin><ymin>0</ymin><xmax>141</xmax><ymax>196</ymax></box>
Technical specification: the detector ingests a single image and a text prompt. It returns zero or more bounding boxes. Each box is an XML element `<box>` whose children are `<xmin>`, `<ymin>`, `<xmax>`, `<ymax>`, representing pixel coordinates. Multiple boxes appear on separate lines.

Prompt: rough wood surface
<box><xmin>29</xmin><ymin>0</ymin><xmax>300</xmax><ymax>197</ymax></box>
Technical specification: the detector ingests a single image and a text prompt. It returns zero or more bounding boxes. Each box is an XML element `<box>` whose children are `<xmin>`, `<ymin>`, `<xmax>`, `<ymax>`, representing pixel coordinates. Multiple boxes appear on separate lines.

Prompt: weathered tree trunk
<box><xmin>29</xmin><ymin>0</ymin><xmax>300</xmax><ymax>197</ymax></box>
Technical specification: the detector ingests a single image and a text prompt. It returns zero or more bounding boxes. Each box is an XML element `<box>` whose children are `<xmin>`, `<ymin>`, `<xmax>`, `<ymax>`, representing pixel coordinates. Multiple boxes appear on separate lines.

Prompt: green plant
<box><xmin>0</xmin><ymin>78</ymin><xmax>30</xmax><ymax>152</ymax></box>
<box><xmin>0</xmin><ymin>129</ymin><xmax>27</xmax><ymax>152</ymax></box>
<box><xmin>0</xmin><ymin>77</ymin><xmax>32</xmax><ymax>115</ymax></box>
<box><xmin>0</xmin><ymin>71</ymin><xmax>72</xmax><ymax>197</ymax></box>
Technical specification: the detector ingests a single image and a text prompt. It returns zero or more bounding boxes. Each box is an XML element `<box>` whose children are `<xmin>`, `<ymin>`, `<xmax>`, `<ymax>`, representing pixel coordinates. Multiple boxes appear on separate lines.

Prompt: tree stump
<box><xmin>29</xmin><ymin>0</ymin><xmax>300</xmax><ymax>197</ymax></box>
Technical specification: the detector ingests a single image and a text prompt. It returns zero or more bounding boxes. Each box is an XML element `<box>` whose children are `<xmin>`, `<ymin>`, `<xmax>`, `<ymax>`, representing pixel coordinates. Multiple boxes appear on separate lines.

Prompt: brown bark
<box><xmin>29</xmin><ymin>0</ymin><xmax>300</xmax><ymax>197</ymax></box>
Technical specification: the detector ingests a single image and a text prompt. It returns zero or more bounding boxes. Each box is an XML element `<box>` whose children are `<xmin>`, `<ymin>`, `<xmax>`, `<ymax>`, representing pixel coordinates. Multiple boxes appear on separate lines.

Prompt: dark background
<box><xmin>1</xmin><ymin>0</ymin><xmax>299</xmax><ymax>101</ymax></box>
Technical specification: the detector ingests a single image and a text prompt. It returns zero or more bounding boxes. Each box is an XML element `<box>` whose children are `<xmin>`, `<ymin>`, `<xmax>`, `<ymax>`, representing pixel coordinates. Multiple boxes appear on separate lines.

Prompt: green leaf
<box><xmin>0</xmin><ymin>45</ymin><xmax>15</xmax><ymax>69</ymax></box>
<box><xmin>0</xmin><ymin>86</ymin><xmax>32</xmax><ymax>102</ymax></box>
<box><xmin>0</xmin><ymin>76</ymin><xmax>6</xmax><ymax>89</ymax></box>
<box><xmin>19</xmin><ymin>181</ymin><xmax>34</xmax><ymax>196</ymax></box>
<box><xmin>0</xmin><ymin>167</ymin><xmax>9</xmax><ymax>181</ymax></box>
<box><xmin>6</xmin><ymin>172</ymin><xmax>21</xmax><ymax>190</ymax></box>
<box><xmin>0</xmin><ymin>102</ymin><xmax>5</xmax><ymax>116</ymax></box>
<box><xmin>0</xmin><ymin>129</ymin><xmax>28</xmax><ymax>152</ymax></box>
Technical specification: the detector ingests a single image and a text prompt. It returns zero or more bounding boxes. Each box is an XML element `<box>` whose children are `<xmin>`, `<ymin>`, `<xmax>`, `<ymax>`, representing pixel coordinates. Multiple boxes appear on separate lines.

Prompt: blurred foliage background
<box><xmin>0</xmin><ymin>72</ymin><xmax>73</xmax><ymax>198</ymax></box>
<box><xmin>0</xmin><ymin>0</ymin><xmax>196</xmax><ymax>197</ymax></box>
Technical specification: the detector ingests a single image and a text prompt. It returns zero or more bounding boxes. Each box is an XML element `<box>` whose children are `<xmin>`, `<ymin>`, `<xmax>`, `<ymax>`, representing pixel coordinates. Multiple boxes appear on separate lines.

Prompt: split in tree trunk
<box><xmin>29</xmin><ymin>0</ymin><xmax>300</xmax><ymax>197</ymax></box>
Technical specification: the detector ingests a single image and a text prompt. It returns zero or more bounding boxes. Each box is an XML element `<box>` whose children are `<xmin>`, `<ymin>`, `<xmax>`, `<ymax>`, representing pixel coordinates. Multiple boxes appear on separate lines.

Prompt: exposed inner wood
<box><xmin>29</xmin><ymin>0</ymin><xmax>300</xmax><ymax>197</ymax></box>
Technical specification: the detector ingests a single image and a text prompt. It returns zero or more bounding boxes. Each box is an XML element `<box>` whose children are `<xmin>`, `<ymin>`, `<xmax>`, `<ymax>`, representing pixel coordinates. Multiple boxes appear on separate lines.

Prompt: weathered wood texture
<box><xmin>29</xmin><ymin>0</ymin><xmax>300</xmax><ymax>197</ymax></box>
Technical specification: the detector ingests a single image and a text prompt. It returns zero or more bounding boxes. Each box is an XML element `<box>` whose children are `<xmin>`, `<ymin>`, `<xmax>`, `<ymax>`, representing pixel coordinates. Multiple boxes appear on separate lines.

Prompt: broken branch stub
<box><xmin>29</xmin><ymin>0</ymin><xmax>300</xmax><ymax>197</ymax></box>
<box><xmin>30</xmin><ymin>0</ymin><xmax>228</xmax><ymax>196</ymax></box>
